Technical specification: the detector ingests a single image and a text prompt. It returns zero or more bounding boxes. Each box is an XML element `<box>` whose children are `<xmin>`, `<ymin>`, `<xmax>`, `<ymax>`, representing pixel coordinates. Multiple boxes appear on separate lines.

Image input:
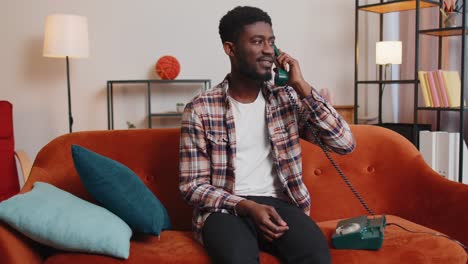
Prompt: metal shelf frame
<box><xmin>107</xmin><ymin>79</ymin><xmax>211</xmax><ymax>129</ymax></box>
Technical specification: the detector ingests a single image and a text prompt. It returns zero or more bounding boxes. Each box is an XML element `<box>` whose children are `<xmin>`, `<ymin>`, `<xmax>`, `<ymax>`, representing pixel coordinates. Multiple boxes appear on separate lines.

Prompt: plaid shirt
<box><xmin>179</xmin><ymin>76</ymin><xmax>355</xmax><ymax>243</ymax></box>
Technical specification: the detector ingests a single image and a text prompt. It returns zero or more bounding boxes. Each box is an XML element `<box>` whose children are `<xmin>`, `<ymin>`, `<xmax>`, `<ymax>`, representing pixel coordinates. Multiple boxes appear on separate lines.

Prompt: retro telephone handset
<box><xmin>273</xmin><ymin>44</ymin><xmax>467</xmax><ymax>251</ymax></box>
<box><xmin>273</xmin><ymin>44</ymin><xmax>383</xmax><ymax>250</ymax></box>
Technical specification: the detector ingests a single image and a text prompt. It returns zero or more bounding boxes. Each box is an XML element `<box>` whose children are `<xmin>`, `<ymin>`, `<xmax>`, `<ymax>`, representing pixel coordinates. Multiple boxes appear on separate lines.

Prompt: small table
<box><xmin>107</xmin><ymin>79</ymin><xmax>211</xmax><ymax>129</ymax></box>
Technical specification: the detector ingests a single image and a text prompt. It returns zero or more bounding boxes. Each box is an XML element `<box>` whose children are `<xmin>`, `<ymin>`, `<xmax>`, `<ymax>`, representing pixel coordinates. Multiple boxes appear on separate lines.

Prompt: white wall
<box><xmin>1</xmin><ymin>0</ymin><xmax>356</xmax><ymax>160</ymax></box>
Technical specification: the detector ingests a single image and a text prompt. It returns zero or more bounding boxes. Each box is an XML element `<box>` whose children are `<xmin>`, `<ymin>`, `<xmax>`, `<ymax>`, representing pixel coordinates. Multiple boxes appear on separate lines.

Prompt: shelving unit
<box><xmin>107</xmin><ymin>79</ymin><xmax>211</xmax><ymax>129</ymax></box>
<box><xmin>354</xmin><ymin>0</ymin><xmax>466</xmax><ymax>182</ymax></box>
<box><xmin>420</xmin><ymin>26</ymin><xmax>467</xmax><ymax>36</ymax></box>
<box><xmin>358</xmin><ymin>0</ymin><xmax>439</xmax><ymax>13</ymax></box>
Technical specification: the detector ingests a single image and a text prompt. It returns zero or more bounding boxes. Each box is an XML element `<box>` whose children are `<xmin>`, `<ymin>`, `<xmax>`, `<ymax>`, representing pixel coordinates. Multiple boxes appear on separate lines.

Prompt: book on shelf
<box><xmin>462</xmin><ymin>140</ymin><xmax>468</xmax><ymax>184</ymax></box>
<box><xmin>451</xmin><ymin>132</ymin><xmax>460</xmax><ymax>181</ymax></box>
<box><xmin>431</xmin><ymin>71</ymin><xmax>447</xmax><ymax>107</ymax></box>
<box><xmin>441</xmin><ymin>70</ymin><xmax>463</xmax><ymax>107</ymax></box>
<box><xmin>419</xmin><ymin>130</ymin><xmax>437</xmax><ymax>170</ymax></box>
<box><xmin>419</xmin><ymin>70</ymin><xmax>464</xmax><ymax>108</ymax></box>
<box><xmin>418</xmin><ymin>71</ymin><xmax>432</xmax><ymax>107</ymax></box>
<box><xmin>424</xmin><ymin>72</ymin><xmax>434</xmax><ymax>107</ymax></box>
<box><xmin>435</xmin><ymin>131</ymin><xmax>451</xmax><ymax>180</ymax></box>
<box><xmin>430</xmin><ymin>71</ymin><xmax>441</xmax><ymax>107</ymax></box>
<box><xmin>427</xmin><ymin>71</ymin><xmax>440</xmax><ymax>107</ymax></box>
<box><xmin>435</xmin><ymin>70</ymin><xmax>450</xmax><ymax>107</ymax></box>
<box><xmin>419</xmin><ymin>130</ymin><xmax>467</xmax><ymax>182</ymax></box>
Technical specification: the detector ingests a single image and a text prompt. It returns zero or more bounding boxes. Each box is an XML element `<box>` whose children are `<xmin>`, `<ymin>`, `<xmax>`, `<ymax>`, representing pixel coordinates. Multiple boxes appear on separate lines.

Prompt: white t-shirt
<box><xmin>228</xmin><ymin>91</ymin><xmax>284</xmax><ymax>198</ymax></box>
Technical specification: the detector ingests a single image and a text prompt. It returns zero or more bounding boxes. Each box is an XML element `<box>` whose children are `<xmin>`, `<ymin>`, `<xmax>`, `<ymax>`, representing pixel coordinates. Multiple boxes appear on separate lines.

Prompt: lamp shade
<box><xmin>43</xmin><ymin>14</ymin><xmax>89</xmax><ymax>58</ymax></box>
<box><xmin>376</xmin><ymin>41</ymin><xmax>402</xmax><ymax>65</ymax></box>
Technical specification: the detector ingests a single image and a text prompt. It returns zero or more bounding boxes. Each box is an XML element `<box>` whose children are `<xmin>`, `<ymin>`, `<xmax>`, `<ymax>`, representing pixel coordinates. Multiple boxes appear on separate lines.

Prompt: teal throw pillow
<box><xmin>0</xmin><ymin>182</ymin><xmax>132</xmax><ymax>259</ymax></box>
<box><xmin>71</xmin><ymin>145</ymin><xmax>171</xmax><ymax>236</ymax></box>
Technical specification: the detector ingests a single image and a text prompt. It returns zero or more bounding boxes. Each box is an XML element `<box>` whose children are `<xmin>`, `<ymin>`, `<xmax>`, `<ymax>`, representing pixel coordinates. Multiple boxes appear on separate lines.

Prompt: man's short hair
<box><xmin>219</xmin><ymin>6</ymin><xmax>272</xmax><ymax>44</ymax></box>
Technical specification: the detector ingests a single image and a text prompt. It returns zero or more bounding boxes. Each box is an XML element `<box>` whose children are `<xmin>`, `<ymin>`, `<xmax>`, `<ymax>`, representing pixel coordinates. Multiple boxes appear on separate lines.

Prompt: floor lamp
<box><xmin>43</xmin><ymin>14</ymin><xmax>89</xmax><ymax>133</ymax></box>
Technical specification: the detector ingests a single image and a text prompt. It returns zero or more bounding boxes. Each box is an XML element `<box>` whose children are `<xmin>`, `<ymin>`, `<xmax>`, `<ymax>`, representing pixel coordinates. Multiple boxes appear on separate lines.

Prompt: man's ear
<box><xmin>223</xmin><ymin>41</ymin><xmax>235</xmax><ymax>57</ymax></box>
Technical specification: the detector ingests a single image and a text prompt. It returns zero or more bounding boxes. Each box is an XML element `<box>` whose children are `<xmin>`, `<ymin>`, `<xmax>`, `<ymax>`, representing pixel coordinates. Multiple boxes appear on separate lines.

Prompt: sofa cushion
<box><xmin>71</xmin><ymin>145</ymin><xmax>171</xmax><ymax>235</ymax></box>
<box><xmin>45</xmin><ymin>230</ymin><xmax>281</xmax><ymax>264</ymax></box>
<box><xmin>43</xmin><ymin>215</ymin><xmax>466</xmax><ymax>264</ymax></box>
<box><xmin>0</xmin><ymin>182</ymin><xmax>132</xmax><ymax>259</ymax></box>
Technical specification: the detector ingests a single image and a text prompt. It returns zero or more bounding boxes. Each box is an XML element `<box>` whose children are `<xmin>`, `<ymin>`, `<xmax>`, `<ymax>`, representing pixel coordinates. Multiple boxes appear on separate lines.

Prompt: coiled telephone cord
<box><xmin>285</xmin><ymin>86</ymin><xmax>375</xmax><ymax>216</ymax></box>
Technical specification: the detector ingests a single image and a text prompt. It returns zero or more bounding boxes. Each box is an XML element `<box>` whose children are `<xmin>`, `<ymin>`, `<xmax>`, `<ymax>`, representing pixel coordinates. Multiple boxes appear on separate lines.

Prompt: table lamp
<box><xmin>376</xmin><ymin>41</ymin><xmax>402</xmax><ymax>80</ymax></box>
<box><xmin>43</xmin><ymin>14</ymin><xmax>89</xmax><ymax>133</ymax></box>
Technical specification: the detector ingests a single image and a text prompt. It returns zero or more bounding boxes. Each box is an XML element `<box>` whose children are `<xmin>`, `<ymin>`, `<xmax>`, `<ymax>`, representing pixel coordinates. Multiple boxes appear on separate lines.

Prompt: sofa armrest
<box><xmin>302</xmin><ymin>125</ymin><xmax>467</xmax><ymax>254</ymax></box>
<box><xmin>0</xmin><ymin>222</ymin><xmax>43</xmax><ymax>264</ymax></box>
<box><xmin>390</xmin><ymin>161</ymin><xmax>468</xmax><ymax>249</ymax></box>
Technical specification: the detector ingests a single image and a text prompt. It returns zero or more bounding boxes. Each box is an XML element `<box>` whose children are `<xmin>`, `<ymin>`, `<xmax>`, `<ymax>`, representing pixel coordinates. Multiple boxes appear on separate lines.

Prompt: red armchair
<box><xmin>0</xmin><ymin>101</ymin><xmax>31</xmax><ymax>201</ymax></box>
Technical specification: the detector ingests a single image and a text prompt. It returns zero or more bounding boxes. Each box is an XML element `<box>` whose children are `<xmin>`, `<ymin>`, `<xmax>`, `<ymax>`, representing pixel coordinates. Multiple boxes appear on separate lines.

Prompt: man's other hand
<box><xmin>236</xmin><ymin>200</ymin><xmax>289</xmax><ymax>242</ymax></box>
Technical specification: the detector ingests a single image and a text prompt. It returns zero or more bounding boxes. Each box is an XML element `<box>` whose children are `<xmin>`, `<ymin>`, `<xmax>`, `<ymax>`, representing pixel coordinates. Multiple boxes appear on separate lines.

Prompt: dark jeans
<box><xmin>202</xmin><ymin>196</ymin><xmax>331</xmax><ymax>264</ymax></box>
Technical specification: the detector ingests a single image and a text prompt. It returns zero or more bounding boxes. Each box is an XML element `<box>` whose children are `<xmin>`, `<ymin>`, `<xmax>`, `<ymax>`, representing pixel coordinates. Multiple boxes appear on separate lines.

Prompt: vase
<box><xmin>176</xmin><ymin>103</ymin><xmax>185</xmax><ymax>113</ymax></box>
<box><xmin>444</xmin><ymin>12</ymin><xmax>462</xmax><ymax>28</ymax></box>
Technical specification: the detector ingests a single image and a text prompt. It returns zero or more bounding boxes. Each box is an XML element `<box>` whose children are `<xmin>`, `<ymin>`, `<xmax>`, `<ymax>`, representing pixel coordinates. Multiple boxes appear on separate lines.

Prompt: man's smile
<box><xmin>258</xmin><ymin>57</ymin><xmax>274</xmax><ymax>68</ymax></box>
<box><xmin>259</xmin><ymin>60</ymin><xmax>273</xmax><ymax>68</ymax></box>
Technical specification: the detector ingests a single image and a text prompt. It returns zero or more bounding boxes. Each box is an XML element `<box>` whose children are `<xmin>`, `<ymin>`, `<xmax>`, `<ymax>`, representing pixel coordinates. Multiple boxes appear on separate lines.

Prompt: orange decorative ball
<box><xmin>155</xmin><ymin>55</ymin><xmax>180</xmax><ymax>80</ymax></box>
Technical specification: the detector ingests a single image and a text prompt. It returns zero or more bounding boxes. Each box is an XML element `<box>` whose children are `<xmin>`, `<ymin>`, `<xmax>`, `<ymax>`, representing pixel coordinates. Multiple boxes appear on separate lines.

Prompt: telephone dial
<box><xmin>273</xmin><ymin>44</ymin><xmax>386</xmax><ymax>250</ymax></box>
<box><xmin>332</xmin><ymin>215</ymin><xmax>386</xmax><ymax>250</ymax></box>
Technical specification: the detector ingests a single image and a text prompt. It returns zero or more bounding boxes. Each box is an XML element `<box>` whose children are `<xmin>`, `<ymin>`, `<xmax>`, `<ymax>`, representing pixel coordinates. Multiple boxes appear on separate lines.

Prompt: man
<box><xmin>179</xmin><ymin>6</ymin><xmax>355</xmax><ymax>264</ymax></box>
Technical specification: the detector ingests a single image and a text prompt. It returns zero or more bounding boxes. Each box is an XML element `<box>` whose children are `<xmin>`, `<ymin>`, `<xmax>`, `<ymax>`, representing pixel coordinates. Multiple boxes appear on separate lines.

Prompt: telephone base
<box><xmin>331</xmin><ymin>215</ymin><xmax>386</xmax><ymax>250</ymax></box>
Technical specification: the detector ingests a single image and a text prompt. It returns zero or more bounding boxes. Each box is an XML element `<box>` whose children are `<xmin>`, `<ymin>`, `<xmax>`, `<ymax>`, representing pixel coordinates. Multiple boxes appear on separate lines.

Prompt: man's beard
<box><xmin>236</xmin><ymin>51</ymin><xmax>272</xmax><ymax>82</ymax></box>
<box><xmin>239</xmin><ymin>64</ymin><xmax>272</xmax><ymax>82</ymax></box>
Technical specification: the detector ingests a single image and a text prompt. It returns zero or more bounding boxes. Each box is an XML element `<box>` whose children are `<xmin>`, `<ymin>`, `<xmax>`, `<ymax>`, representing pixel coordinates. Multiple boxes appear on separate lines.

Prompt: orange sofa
<box><xmin>1</xmin><ymin>125</ymin><xmax>467</xmax><ymax>264</ymax></box>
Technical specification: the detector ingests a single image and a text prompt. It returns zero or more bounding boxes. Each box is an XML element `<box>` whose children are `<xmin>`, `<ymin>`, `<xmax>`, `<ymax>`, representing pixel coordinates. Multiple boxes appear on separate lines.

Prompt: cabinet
<box><xmin>354</xmin><ymin>0</ymin><xmax>466</xmax><ymax>181</ymax></box>
<box><xmin>107</xmin><ymin>79</ymin><xmax>211</xmax><ymax>129</ymax></box>
<box><xmin>334</xmin><ymin>105</ymin><xmax>355</xmax><ymax>124</ymax></box>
